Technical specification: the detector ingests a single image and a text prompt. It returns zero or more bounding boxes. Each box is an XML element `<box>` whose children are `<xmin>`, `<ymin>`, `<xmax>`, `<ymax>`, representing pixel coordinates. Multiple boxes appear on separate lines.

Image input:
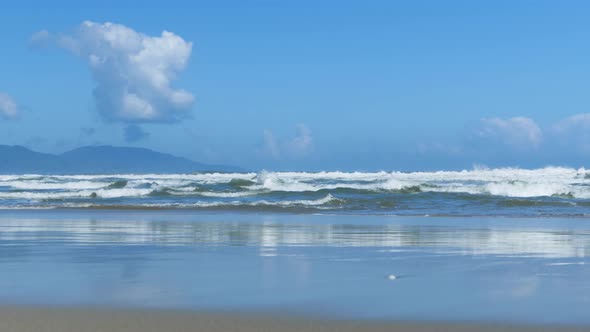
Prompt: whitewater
<box><xmin>2</xmin><ymin>167</ymin><xmax>590</xmax><ymax>216</ymax></box>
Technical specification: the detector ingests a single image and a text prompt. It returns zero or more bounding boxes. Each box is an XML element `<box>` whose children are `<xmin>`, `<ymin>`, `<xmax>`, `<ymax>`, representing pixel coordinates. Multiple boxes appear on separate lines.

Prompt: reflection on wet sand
<box><xmin>0</xmin><ymin>213</ymin><xmax>589</xmax><ymax>324</ymax></box>
<box><xmin>1</xmin><ymin>217</ymin><xmax>589</xmax><ymax>258</ymax></box>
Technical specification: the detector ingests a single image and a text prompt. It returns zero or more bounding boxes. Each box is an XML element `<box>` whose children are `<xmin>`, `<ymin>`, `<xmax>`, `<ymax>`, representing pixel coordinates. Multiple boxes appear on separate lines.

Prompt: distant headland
<box><xmin>0</xmin><ymin>145</ymin><xmax>242</xmax><ymax>174</ymax></box>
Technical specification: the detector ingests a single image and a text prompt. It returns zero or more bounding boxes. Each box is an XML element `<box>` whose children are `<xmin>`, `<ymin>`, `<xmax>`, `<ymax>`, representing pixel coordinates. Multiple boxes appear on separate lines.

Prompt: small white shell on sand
<box><xmin>387</xmin><ymin>274</ymin><xmax>397</xmax><ymax>280</ymax></box>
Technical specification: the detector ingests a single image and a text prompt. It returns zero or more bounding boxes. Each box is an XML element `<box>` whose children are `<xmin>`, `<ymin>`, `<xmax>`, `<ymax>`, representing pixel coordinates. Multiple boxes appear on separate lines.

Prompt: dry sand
<box><xmin>0</xmin><ymin>307</ymin><xmax>587</xmax><ymax>332</ymax></box>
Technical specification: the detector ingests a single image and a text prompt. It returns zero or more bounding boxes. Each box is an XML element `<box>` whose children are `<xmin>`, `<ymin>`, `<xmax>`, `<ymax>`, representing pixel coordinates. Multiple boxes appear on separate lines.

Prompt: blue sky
<box><xmin>2</xmin><ymin>0</ymin><xmax>590</xmax><ymax>170</ymax></box>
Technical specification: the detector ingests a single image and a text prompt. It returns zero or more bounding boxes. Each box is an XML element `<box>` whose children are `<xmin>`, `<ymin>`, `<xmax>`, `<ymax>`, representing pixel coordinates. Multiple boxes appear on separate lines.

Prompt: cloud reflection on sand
<box><xmin>0</xmin><ymin>217</ymin><xmax>588</xmax><ymax>258</ymax></box>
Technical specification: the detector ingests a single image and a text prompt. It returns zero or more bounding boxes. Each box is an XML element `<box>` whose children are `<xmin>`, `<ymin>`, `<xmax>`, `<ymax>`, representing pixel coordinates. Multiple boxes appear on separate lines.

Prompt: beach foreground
<box><xmin>0</xmin><ymin>211</ymin><xmax>589</xmax><ymax>327</ymax></box>
<box><xmin>0</xmin><ymin>307</ymin><xmax>587</xmax><ymax>332</ymax></box>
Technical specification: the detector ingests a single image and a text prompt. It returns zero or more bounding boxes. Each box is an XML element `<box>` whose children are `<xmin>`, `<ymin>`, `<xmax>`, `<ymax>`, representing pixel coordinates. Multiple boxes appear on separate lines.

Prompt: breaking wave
<box><xmin>1</xmin><ymin>167</ymin><xmax>590</xmax><ymax>215</ymax></box>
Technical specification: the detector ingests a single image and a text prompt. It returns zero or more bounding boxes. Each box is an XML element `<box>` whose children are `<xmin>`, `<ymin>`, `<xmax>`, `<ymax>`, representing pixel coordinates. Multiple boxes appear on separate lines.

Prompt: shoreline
<box><xmin>3</xmin><ymin>207</ymin><xmax>590</xmax><ymax>220</ymax></box>
<box><xmin>0</xmin><ymin>307</ymin><xmax>588</xmax><ymax>332</ymax></box>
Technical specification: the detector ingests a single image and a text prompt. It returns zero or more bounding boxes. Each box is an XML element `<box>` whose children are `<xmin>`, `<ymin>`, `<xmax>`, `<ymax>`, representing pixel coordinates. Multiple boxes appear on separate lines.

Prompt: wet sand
<box><xmin>0</xmin><ymin>307</ymin><xmax>587</xmax><ymax>332</ymax></box>
<box><xmin>1</xmin><ymin>211</ymin><xmax>589</xmax><ymax>326</ymax></box>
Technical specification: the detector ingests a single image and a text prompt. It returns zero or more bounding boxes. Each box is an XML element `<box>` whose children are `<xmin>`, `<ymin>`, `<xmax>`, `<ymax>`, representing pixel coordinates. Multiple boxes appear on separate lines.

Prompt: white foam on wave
<box><xmin>546</xmin><ymin>262</ymin><xmax>586</xmax><ymax>266</ymax></box>
<box><xmin>279</xmin><ymin>193</ymin><xmax>342</xmax><ymax>206</ymax></box>
<box><xmin>484</xmin><ymin>181</ymin><xmax>572</xmax><ymax>198</ymax></box>
<box><xmin>1</xmin><ymin>167</ymin><xmax>590</xmax><ymax>200</ymax></box>
<box><xmin>0</xmin><ymin>188</ymin><xmax>153</xmax><ymax>200</ymax></box>
<box><xmin>199</xmin><ymin>194</ymin><xmax>340</xmax><ymax>207</ymax></box>
<box><xmin>52</xmin><ymin>194</ymin><xmax>341</xmax><ymax>209</ymax></box>
<box><xmin>253</xmin><ymin>170</ymin><xmax>415</xmax><ymax>192</ymax></box>
<box><xmin>248</xmin><ymin>167</ymin><xmax>590</xmax><ymax>198</ymax></box>
<box><xmin>254</xmin><ymin>171</ymin><xmax>319</xmax><ymax>192</ymax></box>
<box><xmin>187</xmin><ymin>194</ymin><xmax>341</xmax><ymax>207</ymax></box>
<box><xmin>28</xmin><ymin>172</ymin><xmax>257</xmax><ymax>182</ymax></box>
<box><xmin>0</xmin><ymin>180</ymin><xmax>108</xmax><ymax>191</ymax></box>
<box><xmin>92</xmin><ymin>188</ymin><xmax>154</xmax><ymax>199</ymax></box>
<box><xmin>197</xmin><ymin>191</ymin><xmax>258</xmax><ymax>198</ymax></box>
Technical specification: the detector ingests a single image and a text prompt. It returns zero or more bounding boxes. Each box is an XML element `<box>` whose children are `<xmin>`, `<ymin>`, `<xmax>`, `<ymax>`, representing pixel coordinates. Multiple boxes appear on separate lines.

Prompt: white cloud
<box><xmin>29</xmin><ymin>30</ymin><xmax>50</xmax><ymax>47</ymax></box>
<box><xmin>261</xmin><ymin>124</ymin><xmax>314</xmax><ymax>159</ymax></box>
<box><xmin>551</xmin><ymin>113</ymin><xmax>590</xmax><ymax>152</ymax></box>
<box><xmin>0</xmin><ymin>93</ymin><xmax>19</xmax><ymax>119</ymax></box>
<box><xmin>38</xmin><ymin>21</ymin><xmax>194</xmax><ymax>123</ymax></box>
<box><xmin>478</xmin><ymin>117</ymin><xmax>542</xmax><ymax>148</ymax></box>
<box><xmin>553</xmin><ymin>113</ymin><xmax>590</xmax><ymax>133</ymax></box>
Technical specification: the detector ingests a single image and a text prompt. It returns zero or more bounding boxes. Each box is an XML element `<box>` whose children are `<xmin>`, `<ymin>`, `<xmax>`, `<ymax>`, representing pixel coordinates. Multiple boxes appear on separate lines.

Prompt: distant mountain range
<box><xmin>0</xmin><ymin>145</ymin><xmax>242</xmax><ymax>174</ymax></box>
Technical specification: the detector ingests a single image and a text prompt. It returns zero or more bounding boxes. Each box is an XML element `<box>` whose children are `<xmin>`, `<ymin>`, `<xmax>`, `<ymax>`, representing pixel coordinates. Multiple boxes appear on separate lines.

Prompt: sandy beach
<box><xmin>0</xmin><ymin>307</ymin><xmax>588</xmax><ymax>332</ymax></box>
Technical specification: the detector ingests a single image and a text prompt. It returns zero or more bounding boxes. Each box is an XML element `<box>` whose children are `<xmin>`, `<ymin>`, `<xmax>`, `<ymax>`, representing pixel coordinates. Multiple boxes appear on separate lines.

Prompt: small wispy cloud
<box><xmin>478</xmin><ymin>117</ymin><xmax>542</xmax><ymax>148</ymax></box>
<box><xmin>261</xmin><ymin>124</ymin><xmax>314</xmax><ymax>159</ymax></box>
<box><xmin>0</xmin><ymin>93</ymin><xmax>19</xmax><ymax>119</ymax></box>
<box><xmin>552</xmin><ymin>113</ymin><xmax>590</xmax><ymax>133</ymax></box>
<box><xmin>550</xmin><ymin>113</ymin><xmax>590</xmax><ymax>152</ymax></box>
<box><xmin>29</xmin><ymin>30</ymin><xmax>51</xmax><ymax>48</ymax></box>
<box><xmin>286</xmin><ymin>124</ymin><xmax>314</xmax><ymax>156</ymax></box>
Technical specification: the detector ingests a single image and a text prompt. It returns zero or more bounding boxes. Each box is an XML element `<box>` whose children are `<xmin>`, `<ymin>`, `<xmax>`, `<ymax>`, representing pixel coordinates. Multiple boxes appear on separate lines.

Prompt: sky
<box><xmin>2</xmin><ymin>0</ymin><xmax>590</xmax><ymax>171</ymax></box>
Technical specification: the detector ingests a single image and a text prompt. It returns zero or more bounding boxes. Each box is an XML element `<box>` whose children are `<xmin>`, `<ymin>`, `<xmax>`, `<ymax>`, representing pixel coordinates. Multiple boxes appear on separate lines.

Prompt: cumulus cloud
<box><xmin>261</xmin><ymin>124</ymin><xmax>314</xmax><ymax>159</ymax></box>
<box><xmin>124</xmin><ymin>124</ymin><xmax>150</xmax><ymax>142</ymax></box>
<box><xmin>0</xmin><ymin>93</ymin><xmax>19</xmax><ymax>119</ymax></box>
<box><xmin>36</xmin><ymin>21</ymin><xmax>194</xmax><ymax>123</ymax></box>
<box><xmin>416</xmin><ymin>113</ymin><xmax>590</xmax><ymax>165</ymax></box>
<box><xmin>478</xmin><ymin>117</ymin><xmax>542</xmax><ymax>148</ymax></box>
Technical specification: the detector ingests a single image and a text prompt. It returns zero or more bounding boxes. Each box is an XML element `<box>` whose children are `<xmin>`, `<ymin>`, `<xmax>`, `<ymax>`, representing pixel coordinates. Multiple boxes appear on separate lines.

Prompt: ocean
<box><xmin>1</xmin><ymin>168</ymin><xmax>590</xmax><ymax>325</ymax></box>
<box><xmin>1</xmin><ymin>167</ymin><xmax>590</xmax><ymax>216</ymax></box>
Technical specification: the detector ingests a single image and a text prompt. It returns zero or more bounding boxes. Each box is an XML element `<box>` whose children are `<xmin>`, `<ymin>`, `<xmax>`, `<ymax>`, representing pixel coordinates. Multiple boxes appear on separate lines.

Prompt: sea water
<box><xmin>1</xmin><ymin>167</ymin><xmax>590</xmax><ymax>216</ymax></box>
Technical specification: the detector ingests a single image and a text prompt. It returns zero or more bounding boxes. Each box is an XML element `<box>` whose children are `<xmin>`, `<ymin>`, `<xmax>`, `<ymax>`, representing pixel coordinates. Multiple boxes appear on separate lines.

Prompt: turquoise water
<box><xmin>2</xmin><ymin>168</ymin><xmax>590</xmax><ymax>216</ymax></box>
<box><xmin>0</xmin><ymin>211</ymin><xmax>589</xmax><ymax>324</ymax></box>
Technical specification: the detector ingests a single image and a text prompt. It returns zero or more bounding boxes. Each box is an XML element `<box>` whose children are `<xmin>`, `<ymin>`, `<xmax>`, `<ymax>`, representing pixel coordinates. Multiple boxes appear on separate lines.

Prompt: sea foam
<box><xmin>1</xmin><ymin>167</ymin><xmax>589</xmax><ymax>214</ymax></box>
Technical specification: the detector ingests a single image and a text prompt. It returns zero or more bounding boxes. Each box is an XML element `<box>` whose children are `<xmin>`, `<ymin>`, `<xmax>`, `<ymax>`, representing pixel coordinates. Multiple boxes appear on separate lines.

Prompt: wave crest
<box><xmin>1</xmin><ymin>167</ymin><xmax>590</xmax><ymax>214</ymax></box>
